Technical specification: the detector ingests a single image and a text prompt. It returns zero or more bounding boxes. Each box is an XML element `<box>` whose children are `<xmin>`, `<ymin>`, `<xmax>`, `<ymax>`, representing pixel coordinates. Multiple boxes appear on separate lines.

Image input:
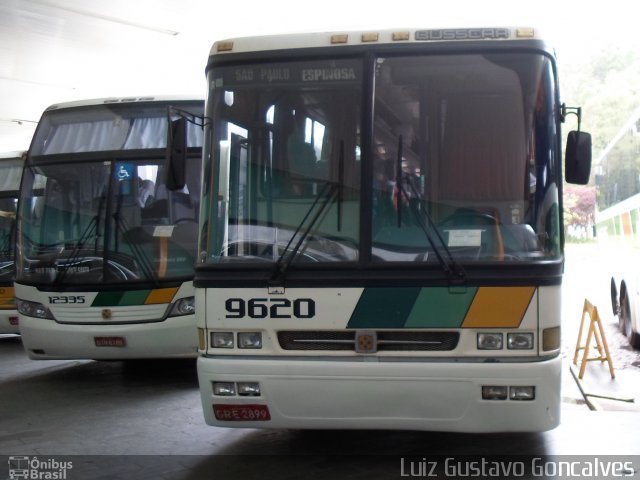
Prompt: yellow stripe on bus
<box><xmin>462</xmin><ymin>286</ymin><xmax>535</xmax><ymax>328</ymax></box>
<box><xmin>144</xmin><ymin>287</ymin><xmax>179</xmax><ymax>305</ymax></box>
<box><xmin>0</xmin><ymin>287</ymin><xmax>15</xmax><ymax>309</ymax></box>
<box><xmin>158</xmin><ymin>236</ymin><xmax>168</xmax><ymax>278</ymax></box>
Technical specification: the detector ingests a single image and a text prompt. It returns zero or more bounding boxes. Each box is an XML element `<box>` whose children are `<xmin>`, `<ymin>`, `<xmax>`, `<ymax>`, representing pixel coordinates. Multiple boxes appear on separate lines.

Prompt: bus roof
<box><xmin>43</xmin><ymin>95</ymin><xmax>204</xmax><ymax>113</ymax></box>
<box><xmin>210</xmin><ymin>27</ymin><xmax>543</xmax><ymax>56</ymax></box>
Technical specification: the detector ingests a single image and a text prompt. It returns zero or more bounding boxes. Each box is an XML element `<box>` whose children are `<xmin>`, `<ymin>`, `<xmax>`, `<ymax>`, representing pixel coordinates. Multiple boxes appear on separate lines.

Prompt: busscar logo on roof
<box><xmin>415</xmin><ymin>28</ymin><xmax>511</xmax><ymax>41</ymax></box>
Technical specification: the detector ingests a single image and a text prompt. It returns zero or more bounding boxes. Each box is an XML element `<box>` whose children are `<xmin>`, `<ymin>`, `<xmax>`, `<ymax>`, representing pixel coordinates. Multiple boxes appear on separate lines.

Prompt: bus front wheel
<box><xmin>621</xmin><ymin>292</ymin><xmax>640</xmax><ymax>350</ymax></box>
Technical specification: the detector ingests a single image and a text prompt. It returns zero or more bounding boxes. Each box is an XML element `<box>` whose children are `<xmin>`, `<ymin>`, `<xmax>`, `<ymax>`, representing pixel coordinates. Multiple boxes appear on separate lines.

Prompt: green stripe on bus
<box><xmin>347</xmin><ymin>287</ymin><xmax>421</xmax><ymax>328</ymax></box>
<box><xmin>91</xmin><ymin>290</ymin><xmax>151</xmax><ymax>307</ymax></box>
<box><xmin>120</xmin><ymin>290</ymin><xmax>151</xmax><ymax>306</ymax></box>
<box><xmin>91</xmin><ymin>291</ymin><xmax>125</xmax><ymax>307</ymax></box>
<box><xmin>405</xmin><ymin>287</ymin><xmax>477</xmax><ymax>328</ymax></box>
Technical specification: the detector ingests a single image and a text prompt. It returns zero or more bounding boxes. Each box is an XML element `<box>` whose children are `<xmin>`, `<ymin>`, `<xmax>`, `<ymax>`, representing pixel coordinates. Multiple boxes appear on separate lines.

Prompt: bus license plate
<box><xmin>213</xmin><ymin>404</ymin><xmax>271</xmax><ymax>421</ymax></box>
<box><xmin>94</xmin><ymin>336</ymin><xmax>127</xmax><ymax>347</ymax></box>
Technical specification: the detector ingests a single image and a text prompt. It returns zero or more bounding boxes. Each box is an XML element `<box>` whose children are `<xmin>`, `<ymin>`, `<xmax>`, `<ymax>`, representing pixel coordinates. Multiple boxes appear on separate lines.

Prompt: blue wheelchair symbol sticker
<box><xmin>115</xmin><ymin>163</ymin><xmax>134</xmax><ymax>181</ymax></box>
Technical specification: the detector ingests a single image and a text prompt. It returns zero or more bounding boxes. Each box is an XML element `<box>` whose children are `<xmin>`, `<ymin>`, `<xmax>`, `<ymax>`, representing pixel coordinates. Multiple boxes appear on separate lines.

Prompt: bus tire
<box><xmin>621</xmin><ymin>290</ymin><xmax>640</xmax><ymax>350</ymax></box>
<box><xmin>610</xmin><ymin>277</ymin><xmax>619</xmax><ymax>317</ymax></box>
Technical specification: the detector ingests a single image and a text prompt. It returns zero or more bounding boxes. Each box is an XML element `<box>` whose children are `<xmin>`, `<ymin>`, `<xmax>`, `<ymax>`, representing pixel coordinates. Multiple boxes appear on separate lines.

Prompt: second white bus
<box><xmin>0</xmin><ymin>151</ymin><xmax>24</xmax><ymax>334</ymax></box>
<box><xmin>15</xmin><ymin>96</ymin><xmax>204</xmax><ymax>359</ymax></box>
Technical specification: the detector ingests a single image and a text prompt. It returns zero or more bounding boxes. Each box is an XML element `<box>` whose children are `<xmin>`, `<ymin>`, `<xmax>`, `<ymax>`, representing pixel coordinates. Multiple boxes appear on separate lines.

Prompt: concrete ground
<box><xmin>561</xmin><ymin>243</ymin><xmax>640</xmax><ymax>413</ymax></box>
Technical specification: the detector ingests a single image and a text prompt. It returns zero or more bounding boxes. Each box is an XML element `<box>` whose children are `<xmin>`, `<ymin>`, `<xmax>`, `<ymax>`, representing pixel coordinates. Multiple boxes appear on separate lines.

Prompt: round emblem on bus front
<box><xmin>355</xmin><ymin>330</ymin><xmax>377</xmax><ymax>354</ymax></box>
<box><xmin>101</xmin><ymin>309</ymin><xmax>112</xmax><ymax>320</ymax></box>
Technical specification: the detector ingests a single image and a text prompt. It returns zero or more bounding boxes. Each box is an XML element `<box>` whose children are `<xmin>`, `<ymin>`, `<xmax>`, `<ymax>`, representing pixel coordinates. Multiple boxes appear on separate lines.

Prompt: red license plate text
<box><xmin>94</xmin><ymin>336</ymin><xmax>126</xmax><ymax>347</ymax></box>
<box><xmin>213</xmin><ymin>404</ymin><xmax>271</xmax><ymax>421</ymax></box>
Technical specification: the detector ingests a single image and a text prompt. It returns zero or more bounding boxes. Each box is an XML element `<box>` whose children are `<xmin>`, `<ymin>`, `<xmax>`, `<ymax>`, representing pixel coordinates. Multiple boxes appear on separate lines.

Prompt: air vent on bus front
<box><xmin>277</xmin><ymin>331</ymin><xmax>459</xmax><ymax>352</ymax></box>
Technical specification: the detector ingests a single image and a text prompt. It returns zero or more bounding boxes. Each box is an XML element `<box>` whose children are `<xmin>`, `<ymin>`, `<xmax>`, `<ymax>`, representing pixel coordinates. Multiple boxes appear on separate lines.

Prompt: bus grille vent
<box><xmin>277</xmin><ymin>331</ymin><xmax>459</xmax><ymax>351</ymax></box>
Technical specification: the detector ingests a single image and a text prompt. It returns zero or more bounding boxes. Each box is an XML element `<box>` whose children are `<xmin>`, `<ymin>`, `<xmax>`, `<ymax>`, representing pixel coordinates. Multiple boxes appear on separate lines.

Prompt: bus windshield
<box><xmin>202</xmin><ymin>52</ymin><xmax>560</xmax><ymax>267</ymax></box>
<box><xmin>17</xmin><ymin>102</ymin><xmax>203</xmax><ymax>286</ymax></box>
<box><xmin>0</xmin><ymin>157</ymin><xmax>23</xmax><ymax>283</ymax></box>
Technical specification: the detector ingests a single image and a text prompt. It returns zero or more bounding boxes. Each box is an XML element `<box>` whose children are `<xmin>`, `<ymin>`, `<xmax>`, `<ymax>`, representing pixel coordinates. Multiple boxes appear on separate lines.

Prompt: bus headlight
<box><xmin>16</xmin><ymin>299</ymin><xmax>54</xmax><ymax>320</ymax></box>
<box><xmin>238</xmin><ymin>382</ymin><xmax>261</xmax><ymax>396</ymax></box>
<box><xmin>477</xmin><ymin>333</ymin><xmax>503</xmax><ymax>350</ymax></box>
<box><xmin>238</xmin><ymin>332</ymin><xmax>263</xmax><ymax>349</ymax></box>
<box><xmin>169</xmin><ymin>296</ymin><xmax>195</xmax><ymax>317</ymax></box>
<box><xmin>482</xmin><ymin>386</ymin><xmax>508</xmax><ymax>400</ymax></box>
<box><xmin>507</xmin><ymin>332</ymin><xmax>534</xmax><ymax>350</ymax></box>
<box><xmin>213</xmin><ymin>382</ymin><xmax>236</xmax><ymax>396</ymax></box>
<box><xmin>509</xmin><ymin>386</ymin><xmax>535</xmax><ymax>401</ymax></box>
<box><xmin>212</xmin><ymin>332</ymin><xmax>234</xmax><ymax>348</ymax></box>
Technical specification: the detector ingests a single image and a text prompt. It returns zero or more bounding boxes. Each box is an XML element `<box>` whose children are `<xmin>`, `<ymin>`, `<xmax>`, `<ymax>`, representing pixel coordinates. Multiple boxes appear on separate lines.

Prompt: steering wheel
<box><xmin>174</xmin><ymin>218</ymin><xmax>198</xmax><ymax>225</ymax></box>
<box><xmin>221</xmin><ymin>241</ymin><xmax>275</xmax><ymax>261</ymax></box>
<box><xmin>439</xmin><ymin>209</ymin><xmax>499</xmax><ymax>228</ymax></box>
<box><xmin>221</xmin><ymin>240</ymin><xmax>325</xmax><ymax>263</ymax></box>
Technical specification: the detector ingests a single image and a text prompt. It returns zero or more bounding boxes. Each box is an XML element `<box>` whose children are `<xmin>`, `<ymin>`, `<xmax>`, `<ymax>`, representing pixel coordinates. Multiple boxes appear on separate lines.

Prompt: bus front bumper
<box><xmin>0</xmin><ymin>309</ymin><xmax>20</xmax><ymax>334</ymax></box>
<box><xmin>19</xmin><ymin>315</ymin><xmax>198</xmax><ymax>360</ymax></box>
<box><xmin>197</xmin><ymin>355</ymin><xmax>561</xmax><ymax>433</ymax></box>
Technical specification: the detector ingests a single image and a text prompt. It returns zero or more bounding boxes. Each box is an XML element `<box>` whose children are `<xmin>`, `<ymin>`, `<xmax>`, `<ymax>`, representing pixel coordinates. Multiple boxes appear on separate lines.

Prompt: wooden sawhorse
<box><xmin>573</xmin><ymin>299</ymin><xmax>615</xmax><ymax>379</ymax></box>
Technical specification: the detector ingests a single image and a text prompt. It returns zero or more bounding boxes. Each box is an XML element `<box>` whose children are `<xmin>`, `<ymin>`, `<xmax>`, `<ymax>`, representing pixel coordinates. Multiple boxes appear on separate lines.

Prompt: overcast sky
<box><xmin>186</xmin><ymin>0</ymin><xmax>638</xmax><ymax>57</ymax></box>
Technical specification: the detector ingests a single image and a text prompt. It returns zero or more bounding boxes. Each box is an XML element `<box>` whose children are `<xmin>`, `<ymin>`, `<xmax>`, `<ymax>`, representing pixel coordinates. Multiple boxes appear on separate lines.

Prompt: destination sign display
<box><xmin>215</xmin><ymin>59</ymin><xmax>361</xmax><ymax>87</ymax></box>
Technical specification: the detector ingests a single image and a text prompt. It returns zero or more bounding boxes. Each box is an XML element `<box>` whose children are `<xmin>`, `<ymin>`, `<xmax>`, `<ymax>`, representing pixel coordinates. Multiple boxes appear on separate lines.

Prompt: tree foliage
<box><xmin>559</xmin><ymin>46</ymin><xmax>640</xmax><ymax>225</ymax></box>
<box><xmin>560</xmin><ymin>46</ymin><xmax>640</xmax><ymax>153</ymax></box>
<box><xmin>563</xmin><ymin>184</ymin><xmax>596</xmax><ymax>238</ymax></box>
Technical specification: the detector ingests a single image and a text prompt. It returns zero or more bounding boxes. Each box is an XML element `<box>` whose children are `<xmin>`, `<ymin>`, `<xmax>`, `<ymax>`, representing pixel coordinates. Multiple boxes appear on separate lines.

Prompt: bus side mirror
<box><xmin>166</xmin><ymin>117</ymin><xmax>187</xmax><ymax>191</ymax></box>
<box><xmin>565</xmin><ymin>130</ymin><xmax>592</xmax><ymax>185</ymax></box>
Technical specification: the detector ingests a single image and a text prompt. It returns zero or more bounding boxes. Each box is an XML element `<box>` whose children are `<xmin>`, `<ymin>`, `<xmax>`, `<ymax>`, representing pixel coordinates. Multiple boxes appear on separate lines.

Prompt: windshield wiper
<box><xmin>337</xmin><ymin>140</ymin><xmax>344</xmax><ymax>231</ymax></box>
<box><xmin>112</xmin><ymin>184</ymin><xmax>159</xmax><ymax>285</ymax></box>
<box><xmin>0</xmin><ymin>234</ymin><xmax>13</xmax><ymax>259</ymax></box>
<box><xmin>395</xmin><ymin>135</ymin><xmax>466</xmax><ymax>285</ymax></box>
<box><xmin>54</xmin><ymin>190</ymin><xmax>105</xmax><ymax>285</ymax></box>
<box><xmin>269</xmin><ymin>181</ymin><xmax>339</xmax><ymax>288</ymax></box>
